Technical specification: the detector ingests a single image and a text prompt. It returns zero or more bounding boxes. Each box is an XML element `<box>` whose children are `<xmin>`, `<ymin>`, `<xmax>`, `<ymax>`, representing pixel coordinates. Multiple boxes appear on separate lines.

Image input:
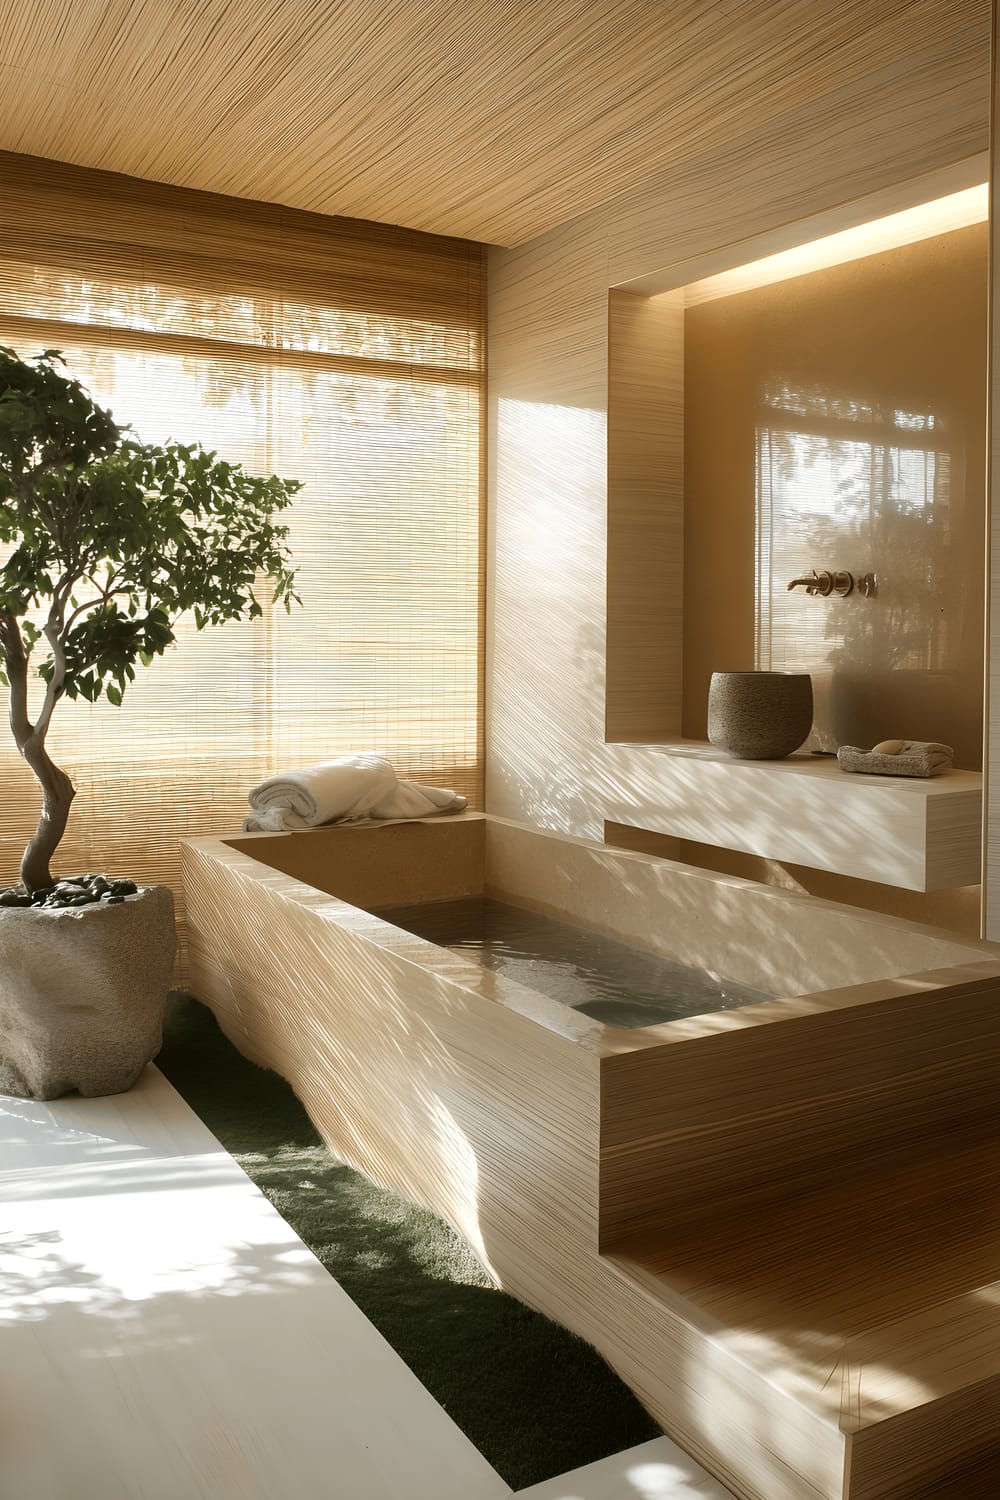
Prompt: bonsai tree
<box><xmin>0</xmin><ymin>346</ymin><xmax>300</xmax><ymax>898</ymax></box>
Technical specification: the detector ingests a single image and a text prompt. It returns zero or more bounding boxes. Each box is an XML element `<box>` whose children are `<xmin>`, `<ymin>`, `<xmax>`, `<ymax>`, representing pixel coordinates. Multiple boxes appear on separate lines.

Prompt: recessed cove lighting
<box><xmin>682</xmin><ymin>183</ymin><xmax>989</xmax><ymax>306</ymax></box>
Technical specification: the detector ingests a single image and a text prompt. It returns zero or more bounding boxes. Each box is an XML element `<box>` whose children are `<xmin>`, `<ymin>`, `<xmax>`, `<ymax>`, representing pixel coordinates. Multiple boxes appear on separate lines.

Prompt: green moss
<box><xmin>157</xmin><ymin>994</ymin><xmax>660</xmax><ymax>1489</ymax></box>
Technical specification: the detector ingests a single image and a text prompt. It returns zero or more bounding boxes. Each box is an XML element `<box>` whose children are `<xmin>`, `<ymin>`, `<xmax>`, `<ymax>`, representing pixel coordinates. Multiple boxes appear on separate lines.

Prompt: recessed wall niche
<box><xmin>606</xmin><ymin>178</ymin><xmax>989</xmax><ymax>770</ymax></box>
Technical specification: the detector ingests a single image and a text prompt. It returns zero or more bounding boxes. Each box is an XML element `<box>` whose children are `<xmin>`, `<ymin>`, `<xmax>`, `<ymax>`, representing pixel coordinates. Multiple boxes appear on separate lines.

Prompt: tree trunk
<box><xmin>19</xmin><ymin>736</ymin><xmax>75</xmax><ymax>891</ymax></box>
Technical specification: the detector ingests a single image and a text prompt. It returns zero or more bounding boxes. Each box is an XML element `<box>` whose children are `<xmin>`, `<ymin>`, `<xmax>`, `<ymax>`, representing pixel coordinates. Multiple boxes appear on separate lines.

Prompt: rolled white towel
<box><xmin>247</xmin><ymin>753</ymin><xmax>397</xmax><ymax>829</ymax></box>
<box><xmin>243</xmin><ymin>753</ymin><xmax>467</xmax><ymax>831</ymax></box>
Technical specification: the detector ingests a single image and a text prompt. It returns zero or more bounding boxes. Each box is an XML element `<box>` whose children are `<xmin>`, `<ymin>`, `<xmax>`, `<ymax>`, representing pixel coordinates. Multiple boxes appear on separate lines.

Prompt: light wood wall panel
<box><xmin>985</xmin><ymin>0</ymin><xmax>1000</xmax><ymax>937</ymax></box>
<box><xmin>487</xmin><ymin>10</ymin><xmax>992</xmax><ymax>913</ymax></box>
<box><xmin>485</xmin><ymin>228</ymin><xmax>610</xmax><ymax>834</ymax></box>
<box><xmin>606</xmin><ymin>289</ymin><xmax>684</xmax><ymax>742</ymax></box>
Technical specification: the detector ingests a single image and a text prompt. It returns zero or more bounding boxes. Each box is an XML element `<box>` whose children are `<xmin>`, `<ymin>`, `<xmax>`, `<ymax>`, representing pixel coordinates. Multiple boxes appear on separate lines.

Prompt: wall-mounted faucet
<box><xmin>787</xmin><ymin>569</ymin><xmax>855</xmax><ymax>597</ymax></box>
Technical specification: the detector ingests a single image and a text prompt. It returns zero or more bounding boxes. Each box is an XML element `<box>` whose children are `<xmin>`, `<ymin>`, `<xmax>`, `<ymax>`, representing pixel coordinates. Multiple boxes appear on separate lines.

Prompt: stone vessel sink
<box><xmin>707</xmin><ymin>669</ymin><xmax>813</xmax><ymax>759</ymax></box>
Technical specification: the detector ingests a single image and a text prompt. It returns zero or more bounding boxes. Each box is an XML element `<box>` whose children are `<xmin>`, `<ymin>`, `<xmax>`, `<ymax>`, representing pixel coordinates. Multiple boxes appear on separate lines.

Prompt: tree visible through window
<box><xmin>755</xmin><ymin>383</ymin><xmax>952</xmax><ymax>748</ymax></box>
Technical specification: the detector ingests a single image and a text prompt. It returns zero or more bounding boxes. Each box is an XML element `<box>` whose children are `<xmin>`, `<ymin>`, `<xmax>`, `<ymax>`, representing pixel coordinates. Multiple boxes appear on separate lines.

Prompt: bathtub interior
<box><xmin>376</xmin><ymin>891</ymin><xmax>779</xmax><ymax>1029</ymax></box>
<box><xmin>222</xmin><ymin>812</ymin><xmax>996</xmax><ymax>1036</ymax></box>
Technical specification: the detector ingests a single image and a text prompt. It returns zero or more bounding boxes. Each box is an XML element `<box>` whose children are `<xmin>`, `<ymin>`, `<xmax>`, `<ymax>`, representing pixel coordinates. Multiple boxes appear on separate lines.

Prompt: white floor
<box><xmin>0</xmin><ymin>1066</ymin><xmax>733</xmax><ymax>1500</ymax></box>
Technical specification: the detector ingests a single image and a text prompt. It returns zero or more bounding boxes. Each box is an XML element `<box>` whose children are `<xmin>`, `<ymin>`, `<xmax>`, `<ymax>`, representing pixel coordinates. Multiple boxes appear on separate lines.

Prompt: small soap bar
<box><xmin>872</xmin><ymin>738</ymin><xmax>905</xmax><ymax>755</ymax></box>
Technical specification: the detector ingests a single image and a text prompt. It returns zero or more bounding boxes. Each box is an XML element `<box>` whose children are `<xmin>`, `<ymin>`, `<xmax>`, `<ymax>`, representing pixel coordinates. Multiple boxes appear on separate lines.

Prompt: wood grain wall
<box><xmin>986</xmin><ymin>2</ymin><xmax>1000</xmax><ymax>937</ymax></box>
<box><xmin>488</xmin><ymin>17</ymin><xmax>991</xmax><ymax>916</ymax></box>
<box><xmin>606</xmin><ymin>289</ymin><xmax>684</xmax><ymax>742</ymax></box>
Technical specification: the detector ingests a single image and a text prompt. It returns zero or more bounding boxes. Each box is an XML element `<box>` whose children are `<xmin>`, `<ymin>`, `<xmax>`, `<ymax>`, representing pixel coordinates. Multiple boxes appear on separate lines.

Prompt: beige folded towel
<box><xmin>836</xmin><ymin>741</ymin><xmax>953</xmax><ymax>778</ymax></box>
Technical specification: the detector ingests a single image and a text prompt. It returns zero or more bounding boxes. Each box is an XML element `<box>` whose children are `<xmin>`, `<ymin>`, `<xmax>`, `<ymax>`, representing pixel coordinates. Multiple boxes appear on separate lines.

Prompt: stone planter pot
<box><xmin>707</xmin><ymin>671</ymin><xmax>813</xmax><ymax>760</ymax></box>
<box><xmin>0</xmin><ymin>884</ymin><xmax>175</xmax><ymax>1100</ymax></box>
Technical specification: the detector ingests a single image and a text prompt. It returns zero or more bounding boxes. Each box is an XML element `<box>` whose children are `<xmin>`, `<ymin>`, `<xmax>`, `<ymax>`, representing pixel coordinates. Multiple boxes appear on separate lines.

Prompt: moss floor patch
<box><xmin>157</xmin><ymin>994</ymin><xmax>660</xmax><ymax>1490</ymax></box>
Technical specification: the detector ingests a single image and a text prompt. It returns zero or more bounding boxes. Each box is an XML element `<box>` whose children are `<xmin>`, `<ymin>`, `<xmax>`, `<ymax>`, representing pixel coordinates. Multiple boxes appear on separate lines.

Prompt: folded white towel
<box><xmin>243</xmin><ymin>753</ymin><xmax>467</xmax><ymax>832</ymax></box>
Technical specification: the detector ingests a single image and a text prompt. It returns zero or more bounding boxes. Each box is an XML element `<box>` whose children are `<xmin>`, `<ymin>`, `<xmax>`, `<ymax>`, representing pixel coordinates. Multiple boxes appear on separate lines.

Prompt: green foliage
<box><xmin>0</xmin><ymin>345</ymin><xmax>300</xmax><ymax>714</ymax></box>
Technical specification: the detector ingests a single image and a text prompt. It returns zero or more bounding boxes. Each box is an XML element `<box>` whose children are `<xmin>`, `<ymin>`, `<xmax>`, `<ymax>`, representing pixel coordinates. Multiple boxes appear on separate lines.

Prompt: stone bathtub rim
<box><xmin>181</xmin><ymin>816</ymin><xmax>1000</xmax><ymax>1061</ymax></box>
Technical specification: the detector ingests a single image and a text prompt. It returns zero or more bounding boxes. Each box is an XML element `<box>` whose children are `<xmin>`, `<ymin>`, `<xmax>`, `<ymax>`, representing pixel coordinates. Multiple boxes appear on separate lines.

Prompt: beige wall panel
<box><xmin>682</xmin><ymin>223</ymin><xmax>988</xmax><ymax>758</ymax></box>
<box><xmin>487</xmin><ymin>221</ymin><xmax>611</xmax><ymax>836</ymax></box>
<box><xmin>622</xmin><ymin>154</ymin><xmax>990</xmax><ymax>300</ymax></box>
<box><xmin>985</xmin><ymin>0</ymin><xmax>1000</xmax><ymax>936</ymax></box>
<box><xmin>606</xmin><ymin>289</ymin><xmax>684</xmax><ymax>742</ymax></box>
<box><xmin>488</xmin><ymin>30</ymin><xmax>991</xmax><ymax>902</ymax></box>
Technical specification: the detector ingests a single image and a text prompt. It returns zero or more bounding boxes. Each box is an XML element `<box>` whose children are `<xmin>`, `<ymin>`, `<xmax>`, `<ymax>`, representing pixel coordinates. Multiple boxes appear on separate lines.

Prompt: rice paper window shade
<box><xmin>0</xmin><ymin>152</ymin><xmax>485</xmax><ymax>969</ymax></box>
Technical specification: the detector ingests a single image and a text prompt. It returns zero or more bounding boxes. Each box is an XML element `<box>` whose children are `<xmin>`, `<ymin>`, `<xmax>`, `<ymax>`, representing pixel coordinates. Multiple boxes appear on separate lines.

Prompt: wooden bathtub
<box><xmin>183</xmin><ymin>812</ymin><xmax>1000</xmax><ymax>1500</ymax></box>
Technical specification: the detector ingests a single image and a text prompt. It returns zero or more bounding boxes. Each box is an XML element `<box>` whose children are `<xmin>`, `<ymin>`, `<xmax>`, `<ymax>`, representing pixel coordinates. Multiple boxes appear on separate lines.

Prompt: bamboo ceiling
<box><xmin>0</xmin><ymin>0</ymin><xmax>989</xmax><ymax>246</ymax></box>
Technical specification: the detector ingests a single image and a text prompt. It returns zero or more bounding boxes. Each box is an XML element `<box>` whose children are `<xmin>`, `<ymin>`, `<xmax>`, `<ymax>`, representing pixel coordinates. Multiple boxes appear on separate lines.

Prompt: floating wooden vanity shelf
<box><xmin>613</xmin><ymin>743</ymin><xmax>982</xmax><ymax>891</ymax></box>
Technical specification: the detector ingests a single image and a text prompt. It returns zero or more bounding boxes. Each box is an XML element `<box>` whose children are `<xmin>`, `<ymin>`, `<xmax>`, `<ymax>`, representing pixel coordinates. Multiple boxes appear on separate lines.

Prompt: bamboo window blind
<box><xmin>0</xmin><ymin>153</ymin><xmax>485</xmax><ymax>953</ymax></box>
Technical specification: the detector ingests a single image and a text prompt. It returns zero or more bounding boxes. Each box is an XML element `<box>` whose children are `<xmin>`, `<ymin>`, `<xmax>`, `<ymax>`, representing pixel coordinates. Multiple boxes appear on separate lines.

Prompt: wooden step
<box><xmin>604</xmin><ymin>1136</ymin><xmax>1000</xmax><ymax>1500</ymax></box>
